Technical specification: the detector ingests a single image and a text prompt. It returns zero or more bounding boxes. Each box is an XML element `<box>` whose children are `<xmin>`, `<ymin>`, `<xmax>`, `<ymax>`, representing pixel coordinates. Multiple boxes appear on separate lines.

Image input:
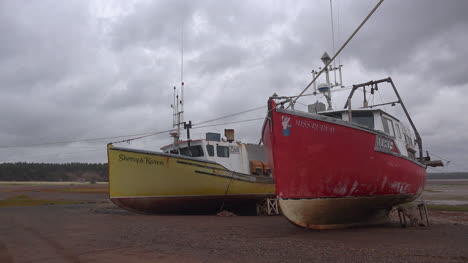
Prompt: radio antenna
<box><xmin>180</xmin><ymin>25</ymin><xmax>184</xmax><ymax>121</ymax></box>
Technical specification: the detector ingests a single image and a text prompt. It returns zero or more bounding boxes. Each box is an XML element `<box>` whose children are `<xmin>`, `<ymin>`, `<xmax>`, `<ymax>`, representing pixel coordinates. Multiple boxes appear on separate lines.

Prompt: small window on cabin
<box><xmin>216</xmin><ymin>145</ymin><xmax>230</xmax><ymax>158</ymax></box>
<box><xmin>169</xmin><ymin>149</ymin><xmax>179</xmax><ymax>154</ymax></box>
<box><xmin>395</xmin><ymin>124</ymin><xmax>402</xmax><ymax>139</ymax></box>
<box><xmin>351</xmin><ymin>111</ymin><xmax>374</xmax><ymax>129</ymax></box>
<box><xmin>382</xmin><ymin>117</ymin><xmax>395</xmax><ymax>137</ymax></box>
<box><xmin>206</xmin><ymin>145</ymin><xmax>214</xmax><ymax>157</ymax></box>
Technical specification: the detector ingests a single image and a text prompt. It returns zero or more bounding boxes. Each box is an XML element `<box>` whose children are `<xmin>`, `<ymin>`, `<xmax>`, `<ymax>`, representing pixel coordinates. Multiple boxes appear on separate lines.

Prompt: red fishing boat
<box><xmin>262</xmin><ymin>54</ymin><xmax>442</xmax><ymax>229</ymax></box>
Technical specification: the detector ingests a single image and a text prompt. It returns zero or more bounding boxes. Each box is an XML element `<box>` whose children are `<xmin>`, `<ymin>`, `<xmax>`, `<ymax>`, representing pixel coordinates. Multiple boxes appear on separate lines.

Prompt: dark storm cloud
<box><xmin>0</xmin><ymin>0</ymin><xmax>466</xmax><ymax>172</ymax></box>
<box><xmin>335</xmin><ymin>0</ymin><xmax>468</xmax><ymax>86</ymax></box>
<box><xmin>190</xmin><ymin>43</ymin><xmax>250</xmax><ymax>75</ymax></box>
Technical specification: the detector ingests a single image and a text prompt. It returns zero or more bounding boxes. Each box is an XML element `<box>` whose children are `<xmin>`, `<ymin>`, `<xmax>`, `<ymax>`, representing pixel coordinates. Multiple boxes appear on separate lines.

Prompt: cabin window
<box><xmin>404</xmin><ymin>134</ymin><xmax>413</xmax><ymax>146</ymax></box>
<box><xmin>382</xmin><ymin>117</ymin><xmax>395</xmax><ymax>137</ymax></box>
<box><xmin>169</xmin><ymin>149</ymin><xmax>179</xmax><ymax>154</ymax></box>
<box><xmin>179</xmin><ymin>146</ymin><xmax>204</xmax><ymax>157</ymax></box>
<box><xmin>206</xmin><ymin>145</ymin><xmax>214</xmax><ymax>156</ymax></box>
<box><xmin>190</xmin><ymin>145</ymin><xmax>204</xmax><ymax>157</ymax></box>
<box><xmin>395</xmin><ymin>124</ymin><xmax>402</xmax><ymax>139</ymax></box>
<box><xmin>216</xmin><ymin>145</ymin><xmax>230</xmax><ymax>158</ymax></box>
<box><xmin>351</xmin><ymin>111</ymin><xmax>374</xmax><ymax>129</ymax></box>
<box><xmin>179</xmin><ymin>147</ymin><xmax>190</xmax><ymax>156</ymax></box>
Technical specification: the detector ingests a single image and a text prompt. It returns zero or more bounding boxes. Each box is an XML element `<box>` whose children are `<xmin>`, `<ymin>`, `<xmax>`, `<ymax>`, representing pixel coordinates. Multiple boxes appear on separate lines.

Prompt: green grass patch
<box><xmin>0</xmin><ymin>181</ymin><xmax>108</xmax><ymax>185</ymax></box>
<box><xmin>0</xmin><ymin>195</ymin><xmax>82</xmax><ymax>207</ymax></box>
<box><xmin>426</xmin><ymin>204</ymin><xmax>468</xmax><ymax>212</ymax></box>
<box><xmin>423</xmin><ymin>188</ymin><xmax>442</xmax><ymax>193</ymax></box>
<box><xmin>49</xmin><ymin>187</ymin><xmax>108</xmax><ymax>193</ymax></box>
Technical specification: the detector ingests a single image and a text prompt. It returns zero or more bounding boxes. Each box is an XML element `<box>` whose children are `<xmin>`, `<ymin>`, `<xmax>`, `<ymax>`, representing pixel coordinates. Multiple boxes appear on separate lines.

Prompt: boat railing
<box><xmin>344</xmin><ymin>77</ymin><xmax>423</xmax><ymax>161</ymax></box>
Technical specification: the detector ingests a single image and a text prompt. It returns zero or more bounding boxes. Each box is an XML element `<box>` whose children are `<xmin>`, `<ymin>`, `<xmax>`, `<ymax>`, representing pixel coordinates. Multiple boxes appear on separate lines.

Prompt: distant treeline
<box><xmin>427</xmin><ymin>172</ymin><xmax>468</xmax><ymax>180</ymax></box>
<box><xmin>0</xmin><ymin>162</ymin><xmax>108</xmax><ymax>182</ymax></box>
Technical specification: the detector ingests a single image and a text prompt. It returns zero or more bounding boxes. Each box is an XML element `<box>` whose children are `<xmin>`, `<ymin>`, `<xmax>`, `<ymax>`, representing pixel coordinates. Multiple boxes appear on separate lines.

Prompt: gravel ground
<box><xmin>0</xmin><ymin>202</ymin><xmax>467</xmax><ymax>263</ymax></box>
<box><xmin>0</xmin><ymin>181</ymin><xmax>467</xmax><ymax>263</ymax></box>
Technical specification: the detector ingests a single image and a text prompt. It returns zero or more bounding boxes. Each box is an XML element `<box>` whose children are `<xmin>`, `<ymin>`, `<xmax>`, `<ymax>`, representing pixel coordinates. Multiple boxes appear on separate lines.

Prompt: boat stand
<box><xmin>256</xmin><ymin>198</ymin><xmax>280</xmax><ymax>215</ymax></box>
<box><xmin>396</xmin><ymin>202</ymin><xmax>430</xmax><ymax>228</ymax></box>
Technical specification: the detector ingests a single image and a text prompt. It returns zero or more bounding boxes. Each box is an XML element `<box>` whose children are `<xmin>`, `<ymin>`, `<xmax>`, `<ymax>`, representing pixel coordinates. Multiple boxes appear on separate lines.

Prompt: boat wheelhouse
<box><xmin>317</xmin><ymin>108</ymin><xmax>419</xmax><ymax>160</ymax></box>
<box><xmin>160</xmin><ymin>132</ymin><xmax>271</xmax><ymax>176</ymax></box>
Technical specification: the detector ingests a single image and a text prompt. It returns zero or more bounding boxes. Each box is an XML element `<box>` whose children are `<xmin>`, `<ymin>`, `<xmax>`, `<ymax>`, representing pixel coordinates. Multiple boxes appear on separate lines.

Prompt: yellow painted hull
<box><xmin>107</xmin><ymin>145</ymin><xmax>275</xmax><ymax>214</ymax></box>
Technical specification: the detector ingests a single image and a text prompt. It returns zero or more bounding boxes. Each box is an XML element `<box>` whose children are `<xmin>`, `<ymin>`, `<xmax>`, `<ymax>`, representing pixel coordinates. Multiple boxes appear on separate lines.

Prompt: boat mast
<box><xmin>170</xmin><ymin>27</ymin><xmax>185</xmax><ymax>145</ymax></box>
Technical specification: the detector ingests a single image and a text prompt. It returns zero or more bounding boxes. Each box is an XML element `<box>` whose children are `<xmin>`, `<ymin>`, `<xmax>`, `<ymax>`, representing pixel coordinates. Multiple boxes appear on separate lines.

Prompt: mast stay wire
<box><xmin>289</xmin><ymin>0</ymin><xmax>384</xmax><ymax>107</ymax></box>
<box><xmin>192</xmin><ymin>105</ymin><xmax>266</xmax><ymax>126</ymax></box>
<box><xmin>337</xmin><ymin>0</ymin><xmax>342</xmax><ymax>67</ymax></box>
<box><xmin>427</xmin><ymin>152</ymin><xmax>468</xmax><ymax>171</ymax></box>
<box><xmin>330</xmin><ymin>0</ymin><xmax>336</xmax><ymax>81</ymax></box>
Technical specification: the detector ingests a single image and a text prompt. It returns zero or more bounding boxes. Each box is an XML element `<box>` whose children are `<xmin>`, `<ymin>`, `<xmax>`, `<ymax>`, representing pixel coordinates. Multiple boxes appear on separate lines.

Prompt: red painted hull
<box><xmin>262</xmin><ymin>100</ymin><xmax>426</xmax><ymax>229</ymax></box>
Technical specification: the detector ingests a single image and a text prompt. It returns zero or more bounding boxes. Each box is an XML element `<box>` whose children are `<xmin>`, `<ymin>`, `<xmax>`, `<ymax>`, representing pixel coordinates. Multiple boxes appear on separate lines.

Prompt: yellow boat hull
<box><xmin>107</xmin><ymin>145</ymin><xmax>276</xmax><ymax>214</ymax></box>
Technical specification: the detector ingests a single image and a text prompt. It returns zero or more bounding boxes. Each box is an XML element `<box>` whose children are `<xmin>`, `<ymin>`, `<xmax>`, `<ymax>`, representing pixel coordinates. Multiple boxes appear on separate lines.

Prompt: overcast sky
<box><xmin>1</xmin><ymin>0</ymin><xmax>467</xmax><ymax>172</ymax></box>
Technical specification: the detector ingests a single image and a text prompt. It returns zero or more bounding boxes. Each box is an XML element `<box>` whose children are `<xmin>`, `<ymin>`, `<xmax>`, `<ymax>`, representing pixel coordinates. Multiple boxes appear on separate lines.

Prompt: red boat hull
<box><xmin>262</xmin><ymin>100</ymin><xmax>426</xmax><ymax>229</ymax></box>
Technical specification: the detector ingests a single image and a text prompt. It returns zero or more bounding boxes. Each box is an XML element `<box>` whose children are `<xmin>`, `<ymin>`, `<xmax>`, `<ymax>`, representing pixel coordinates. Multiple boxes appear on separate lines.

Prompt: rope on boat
<box><xmin>218</xmin><ymin>171</ymin><xmax>235</xmax><ymax>212</ymax></box>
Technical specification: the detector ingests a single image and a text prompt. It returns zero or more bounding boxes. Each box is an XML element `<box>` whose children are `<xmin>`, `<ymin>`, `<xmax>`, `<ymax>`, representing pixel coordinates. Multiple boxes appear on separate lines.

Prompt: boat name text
<box><xmin>375</xmin><ymin>135</ymin><xmax>394</xmax><ymax>152</ymax></box>
<box><xmin>119</xmin><ymin>154</ymin><xmax>165</xmax><ymax>166</ymax></box>
<box><xmin>295</xmin><ymin>119</ymin><xmax>335</xmax><ymax>133</ymax></box>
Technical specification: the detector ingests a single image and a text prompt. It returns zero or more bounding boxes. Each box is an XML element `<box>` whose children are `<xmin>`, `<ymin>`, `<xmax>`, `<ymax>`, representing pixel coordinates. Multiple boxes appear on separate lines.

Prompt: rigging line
<box><xmin>295</xmin><ymin>101</ymin><xmax>309</xmax><ymax>107</ymax></box>
<box><xmin>329</xmin><ymin>0</ymin><xmax>336</xmax><ymax>78</ymax></box>
<box><xmin>276</xmin><ymin>85</ymin><xmax>354</xmax><ymax>100</ymax></box>
<box><xmin>193</xmin><ymin>106</ymin><xmax>266</xmax><ymax>126</ymax></box>
<box><xmin>110</xmin><ymin>129</ymin><xmax>174</xmax><ymax>145</ymax></box>
<box><xmin>428</xmin><ymin>152</ymin><xmax>468</xmax><ymax>170</ymax></box>
<box><xmin>0</xmin><ymin>149</ymin><xmax>103</xmax><ymax>163</ymax></box>
<box><xmin>0</xmin><ymin>130</ymin><xmax>170</xmax><ymax>149</ymax></box>
<box><xmin>2</xmin><ymin>108</ymin><xmax>267</xmax><ymax>148</ymax></box>
<box><xmin>192</xmin><ymin>118</ymin><xmax>265</xmax><ymax>130</ymax></box>
<box><xmin>117</xmin><ymin>117</ymin><xmax>266</xmax><ymax>146</ymax></box>
<box><xmin>377</xmin><ymin>88</ymin><xmax>387</xmax><ymax>112</ymax></box>
<box><xmin>290</xmin><ymin>0</ymin><xmax>384</xmax><ymax>106</ymax></box>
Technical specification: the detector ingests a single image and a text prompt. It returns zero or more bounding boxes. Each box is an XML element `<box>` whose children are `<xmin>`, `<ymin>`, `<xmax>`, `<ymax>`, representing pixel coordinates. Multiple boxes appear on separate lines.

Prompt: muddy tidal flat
<box><xmin>0</xmin><ymin>181</ymin><xmax>467</xmax><ymax>263</ymax></box>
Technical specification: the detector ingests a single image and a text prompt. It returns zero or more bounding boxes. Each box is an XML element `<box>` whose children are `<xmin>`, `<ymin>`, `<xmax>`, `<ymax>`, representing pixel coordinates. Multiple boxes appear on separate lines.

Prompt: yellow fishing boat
<box><xmin>107</xmin><ymin>132</ymin><xmax>275</xmax><ymax>214</ymax></box>
<box><xmin>108</xmin><ymin>66</ymin><xmax>275</xmax><ymax>214</ymax></box>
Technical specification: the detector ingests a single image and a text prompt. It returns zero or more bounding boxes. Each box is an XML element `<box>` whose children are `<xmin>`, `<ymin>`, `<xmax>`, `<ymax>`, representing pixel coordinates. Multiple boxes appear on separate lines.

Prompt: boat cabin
<box><xmin>317</xmin><ymin>108</ymin><xmax>418</xmax><ymax>160</ymax></box>
<box><xmin>160</xmin><ymin>132</ymin><xmax>271</xmax><ymax>176</ymax></box>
